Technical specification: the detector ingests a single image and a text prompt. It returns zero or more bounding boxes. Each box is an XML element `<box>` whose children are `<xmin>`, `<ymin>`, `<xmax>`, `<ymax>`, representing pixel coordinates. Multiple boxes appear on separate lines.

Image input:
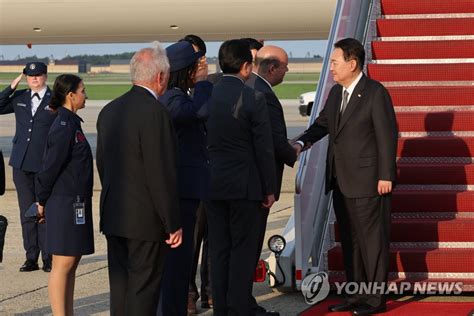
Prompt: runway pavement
<box><xmin>0</xmin><ymin>100</ymin><xmax>312</xmax><ymax>315</ymax></box>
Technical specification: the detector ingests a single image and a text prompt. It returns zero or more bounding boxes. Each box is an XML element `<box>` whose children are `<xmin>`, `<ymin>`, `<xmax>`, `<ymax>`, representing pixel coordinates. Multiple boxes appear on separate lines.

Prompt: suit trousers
<box><xmin>250</xmin><ymin>207</ymin><xmax>270</xmax><ymax>309</ymax></box>
<box><xmin>332</xmin><ymin>183</ymin><xmax>391</xmax><ymax>307</ymax></box>
<box><xmin>207</xmin><ymin>199</ymin><xmax>265</xmax><ymax>316</ymax></box>
<box><xmin>12</xmin><ymin>168</ymin><xmax>49</xmax><ymax>262</ymax></box>
<box><xmin>106</xmin><ymin>235</ymin><xmax>167</xmax><ymax>316</ymax></box>
<box><xmin>189</xmin><ymin>202</ymin><xmax>212</xmax><ymax>302</ymax></box>
<box><xmin>158</xmin><ymin>198</ymin><xmax>199</xmax><ymax>316</ymax></box>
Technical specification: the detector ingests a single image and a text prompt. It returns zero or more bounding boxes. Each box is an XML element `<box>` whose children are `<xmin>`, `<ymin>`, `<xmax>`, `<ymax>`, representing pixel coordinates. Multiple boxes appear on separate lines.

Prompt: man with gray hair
<box><xmin>96</xmin><ymin>42</ymin><xmax>182</xmax><ymax>315</ymax></box>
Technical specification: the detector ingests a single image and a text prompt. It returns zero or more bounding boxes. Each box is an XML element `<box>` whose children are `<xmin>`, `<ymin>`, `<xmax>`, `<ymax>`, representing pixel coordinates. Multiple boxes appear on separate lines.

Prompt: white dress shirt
<box><xmin>30</xmin><ymin>86</ymin><xmax>47</xmax><ymax>116</ymax></box>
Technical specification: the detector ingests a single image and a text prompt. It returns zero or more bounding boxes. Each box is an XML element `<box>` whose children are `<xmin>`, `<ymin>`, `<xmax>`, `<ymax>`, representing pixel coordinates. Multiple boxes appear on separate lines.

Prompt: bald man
<box><xmin>246</xmin><ymin>45</ymin><xmax>297</xmax><ymax>316</ymax></box>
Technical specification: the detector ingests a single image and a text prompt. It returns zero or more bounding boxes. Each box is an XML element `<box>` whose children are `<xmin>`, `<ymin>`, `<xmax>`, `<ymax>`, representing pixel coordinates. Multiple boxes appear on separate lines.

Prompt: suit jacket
<box><xmin>0</xmin><ymin>150</ymin><xmax>5</xmax><ymax>196</ymax></box>
<box><xmin>96</xmin><ymin>85</ymin><xmax>181</xmax><ymax>242</ymax></box>
<box><xmin>246</xmin><ymin>73</ymin><xmax>297</xmax><ymax>200</ymax></box>
<box><xmin>207</xmin><ymin>75</ymin><xmax>277</xmax><ymax>201</ymax></box>
<box><xmin>36</xmin><ymin>107</ymin><xmax>93</xmax><ymax>206</ymax></box>
<box><xmin>158</xmin><ymin>81</ymin><xmax>213</xmax><ymax>200</ymax></box>
<box><xmin>298</xmin><ymin>74</ymin><xmax>398</xmax><ymax>198</ymax></box>
<box><xmin>0</xmin><ymin>86</ymin><xmax>56</xmax><ymax>172</ymax></box>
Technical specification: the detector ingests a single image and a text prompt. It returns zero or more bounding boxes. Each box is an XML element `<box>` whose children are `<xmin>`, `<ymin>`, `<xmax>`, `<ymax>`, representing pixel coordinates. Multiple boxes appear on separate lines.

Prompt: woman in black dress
<box><xmin>36</xmin><ymin>74</ymin><xmax>94</xmax><ymax>315</ymax></box>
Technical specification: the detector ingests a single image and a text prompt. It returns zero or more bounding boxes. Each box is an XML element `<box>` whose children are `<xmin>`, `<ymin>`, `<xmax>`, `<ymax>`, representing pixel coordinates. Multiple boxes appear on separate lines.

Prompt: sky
<box><xmin>0</xmin><ymin>40</ymin><xmax>328</xmax><ymax>60</ymax></box>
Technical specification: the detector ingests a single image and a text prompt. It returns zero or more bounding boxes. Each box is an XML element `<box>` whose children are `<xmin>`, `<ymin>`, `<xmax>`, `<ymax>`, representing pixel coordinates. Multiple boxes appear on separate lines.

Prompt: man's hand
<box><xmin>36</xmin><ymin>203</ymin><xmax>45</xmax><ymax>224</ymax></box>
<box><xmin>166</xmin><ymin>228</ymin><xmax>183</xmax><ymax>248</ymax></box>
<box><xmin>262</xmin><ymin>194</ymin><xmax>275</xmax><ymax>209</ymax></box>
<box><xmin>377</xmin><ymin>180</ymin><xmax>392</xmax><ymax>195</ymax></box>
<box><xmin>11</xmin><ymin>73</ymin><xmax>23</xmax><ymax>90</ymax></box>
<box><xmin>293</xmin><ymin>143</ymin><xmax>302</xmax><ymax>156</ymax></box>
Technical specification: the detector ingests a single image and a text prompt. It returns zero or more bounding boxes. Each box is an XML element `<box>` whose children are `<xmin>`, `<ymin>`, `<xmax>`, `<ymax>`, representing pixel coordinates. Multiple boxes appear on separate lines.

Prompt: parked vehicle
<box><xmin>298</xmin><ymin>91</ymin><xmax>316</xmax><ymax>117</ymax></box>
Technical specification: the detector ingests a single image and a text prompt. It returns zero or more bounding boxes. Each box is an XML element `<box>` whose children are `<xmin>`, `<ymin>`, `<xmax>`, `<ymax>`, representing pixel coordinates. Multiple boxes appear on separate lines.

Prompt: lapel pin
<box><xmin>358</xmin><ymin>94</ymin><xmax>362</xmax><ymax>98</ymax></box>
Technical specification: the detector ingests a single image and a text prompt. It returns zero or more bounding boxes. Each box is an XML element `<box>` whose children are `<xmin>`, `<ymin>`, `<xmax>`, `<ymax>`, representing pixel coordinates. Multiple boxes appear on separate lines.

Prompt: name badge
<box><xmin>73</xmin><ymin>196</ymin><xmax>86</xmax><ymax>225</ymax></box>
<box><xmin>16</xmin><ymin>103</ymin><xmax>26</xmax><ymax>107</ymax></box>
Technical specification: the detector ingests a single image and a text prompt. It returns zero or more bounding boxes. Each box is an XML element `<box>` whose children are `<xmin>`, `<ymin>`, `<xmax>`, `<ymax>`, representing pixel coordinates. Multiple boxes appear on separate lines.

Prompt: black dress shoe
<box><xmin>351</xmin><ymin>304</ymin><xmax>386</xmax><ymax>315</ymax></box>
<box><xmin>328</xmin><ymin>302</ymin><xmax>357</xmax><ymax>312</ymax></box>
<box><xmin>42</xmin><ymin>260</ymin><xmax>52</xmax><ymax>272</ymax></box>
<box><xmin>19</xmin><ymin>260</ymin><xmax>39</xmax><ymax>272</ymax></box>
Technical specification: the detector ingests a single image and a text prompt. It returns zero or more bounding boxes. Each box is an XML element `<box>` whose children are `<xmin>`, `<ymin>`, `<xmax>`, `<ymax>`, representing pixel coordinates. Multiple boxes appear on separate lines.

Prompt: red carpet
<box><xmin>396</xmin><ymin>111</ymin><xmax>474</xmax><ymax>132</ymax></box>
<box><xmin>371</xmin><ymin>41</ymin><xmax>474</xmax><ymax>60</ymax></box>
<box><xmin>335</xmin><ymin>218</ymin><xmax>474</xmax><ymax>242</ymax></box>
<box><xmin>299</xmin><ymin>299</ymin><xmax>474</xmax><ymax>316</ymax></box>
<box><xmin>328</xmin><ymin>247</ymin><xmax>474</xmax><ymax>273</ymax></box>
<box><xmin>377</xmin><ymin>18</ymin><xmax>474</xmax><ymax>37</ymax></box>
<box><xmin>380</xmin><ymin>0</ymin><xmax>474</xmax><ymax>15</ymax></box>
<box><xmin>398</xmin><ymin>137</ymin><xmax>474</xmax><ymax>157</ymax></box>
<box><xmin>368</xmin><ymin>64</ymin><xmax>474</xmax><ymax>82</ymax></box>
<box><xmin>392</xmin><ymin>190</ymin><xmax>474</xmax><ymax>213</ymax></box>
<box><xmin>388</xmin><ymin>87</ymin><xmax>474</xmax><ymax>107</ymax></box>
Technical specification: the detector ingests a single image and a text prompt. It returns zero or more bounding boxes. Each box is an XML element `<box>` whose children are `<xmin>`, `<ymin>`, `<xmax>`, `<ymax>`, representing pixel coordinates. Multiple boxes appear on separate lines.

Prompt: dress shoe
<box><xmin>351</xmin><ymin>303</ymin><xmax>386</xmax><ymax>315</ymax></box>
<box><xmin>42</xmin><ymin>260</ymin><xmax>52</xmax><ymax>272</ymax></box>
<box><xmin>19</xmin><ymin>260</ymin><xmax>39</xmax><ymax>272</ymax></box>
<box><xmin>187</xmin><ymin>294</ymin><xmax>197</xmax><ymax>315</ymax></box>
<box><xmin>328</xmin><ymin>302</ymin><xmax>357</xmax><ymax>312</ymax></box>
<box><xmin>201</xmin><ymin>296</ymin><xmax>213</xmax><ymax>309</ymax></box>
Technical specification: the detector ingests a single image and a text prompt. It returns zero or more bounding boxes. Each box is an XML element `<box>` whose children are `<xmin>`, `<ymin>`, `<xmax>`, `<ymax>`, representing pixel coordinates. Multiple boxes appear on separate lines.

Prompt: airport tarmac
<box><xmin>0</xmin><ymin>100</ymin><xmax>312</xmax><ymax>315</ymax></box>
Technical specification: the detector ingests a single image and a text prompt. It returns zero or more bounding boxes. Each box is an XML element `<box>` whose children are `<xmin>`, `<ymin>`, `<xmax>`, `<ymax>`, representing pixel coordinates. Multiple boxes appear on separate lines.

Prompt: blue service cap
<box><xmin>23</xmin><ymin>62</ymin><xmax>47</xmax><ymax>76</ymax></box>
<box><xmin>166</xmin><ymin>41</ymin><xmax>204</xmax><ymax>72</ymax></box>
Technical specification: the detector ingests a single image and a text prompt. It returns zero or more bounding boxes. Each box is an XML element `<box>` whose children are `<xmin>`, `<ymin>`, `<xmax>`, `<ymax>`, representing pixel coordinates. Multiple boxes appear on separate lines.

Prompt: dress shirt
<box><xmin>30</xmin><ymin>86</ymin><xmax>47</xmax><ymax>116</ymax></box>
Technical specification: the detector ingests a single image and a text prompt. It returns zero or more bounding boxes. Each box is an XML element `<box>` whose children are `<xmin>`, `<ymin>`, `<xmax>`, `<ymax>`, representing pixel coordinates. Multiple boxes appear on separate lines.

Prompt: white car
<box><xmin>298</xmin><ymin>91</ymin><xmax>316</xmax><ymax>117</ymax></box>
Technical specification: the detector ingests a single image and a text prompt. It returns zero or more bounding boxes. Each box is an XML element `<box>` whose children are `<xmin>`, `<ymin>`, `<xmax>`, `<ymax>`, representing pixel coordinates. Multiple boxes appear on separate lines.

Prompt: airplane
<box><xmin>0</xmin><ymin>0</ymin><xmax>336</xmax><ymax>44</ymax></box>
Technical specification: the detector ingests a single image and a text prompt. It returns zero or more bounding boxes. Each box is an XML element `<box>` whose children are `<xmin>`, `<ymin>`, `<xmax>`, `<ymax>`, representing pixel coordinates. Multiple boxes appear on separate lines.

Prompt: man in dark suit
<box><xmin>294</xmin><ymin>38</ymin><xmax>397</xmax><ymax>316</ymax></box>
<box><xmin>246</xmin><ymin>45</ymin><xmax>296</xmax><ymax>316</ymax></box>
<box><xmin>96</xmin><ymin>44</ymin><xmax>182</xmax><ymax>316</ymax></box>
<box><xmin>0</xmin><ymin>62</ymin><xmax>55</xmax><ymax>272</ymax></box>
<box><xmin>206</xmin><ymin>39</ymin><xmax>277</xmax><ymax>316</ymax></box>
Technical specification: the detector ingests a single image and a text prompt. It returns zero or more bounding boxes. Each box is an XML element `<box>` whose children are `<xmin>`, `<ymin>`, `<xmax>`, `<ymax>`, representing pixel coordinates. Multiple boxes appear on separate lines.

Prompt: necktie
<box><xmin>340</xmin><ymin>90</ymin><xmax>349</xmax><ymax>115</ymax></box>
<box><xmin>337</xmin><ymin>90</ymin><xmax>349</xmax><ymax>129</ymax></box>
<box><xmin>32</xmin><ymin>93</ymin><xmax>40</xmax><ymax>100</ymax></box>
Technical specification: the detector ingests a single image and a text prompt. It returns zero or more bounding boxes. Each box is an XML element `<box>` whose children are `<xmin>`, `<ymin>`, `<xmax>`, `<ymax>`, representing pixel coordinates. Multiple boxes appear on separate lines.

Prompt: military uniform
<box><xmin>36</xmin><ymin>106</ymin><xmax>94</xmax><ymax>256</ymax></box>
<box><xmin>0</xmin><ymin>62</ymin><xmax>56</xmax><ymax>270</ymax></box>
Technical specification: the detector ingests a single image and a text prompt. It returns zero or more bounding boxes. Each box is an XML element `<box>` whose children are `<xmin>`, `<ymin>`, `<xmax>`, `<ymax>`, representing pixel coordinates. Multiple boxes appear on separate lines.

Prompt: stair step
<box><xmin>371</xmin><ymin>41</ymin><xmax>474</xmax><ymax>60</ymax></box>
<box><xmin>381</xmin><ymin>0</ymin><xmax>474</xmax><ymax>15</ymax></box>
<box><xmin>328</xmin><ymin>272</ymin><xmax>474</xmax><ymax>291</ymax></box>
<box><xmin>328</xmin><ymin>247</ymin><xmax>474</xmax><ymax>273</ymax></box>
<box><xmin>377</xmin><ymin>18</ymin><xmax>474</xmax><ymax>37</ymax></box>
<box><xmin>369</xmin><ymin>63</ymin><xmax>474</xmax><ymax>82</ymax></box>
<box><xmin>393</xmin><ymin>190</ymin><xmax>474</xmax><ymax>213</ymax></box>
<box><xmin>334</xmin><ymin>219</ymin><xmax>474</xmax><ymax>242</ymax></box>
<box><xmin>396</xmin><ymin>111</ymin><xmax>474</xmax><ymax>132</ymax></box>
<box><xmin>398</xmin><ymin>137</ymin><xmax>474</xmax><ymax>157</ymax></box>
<box><xmin>388</xmin><ymin>86</ymin><xmax>474</xmax><ymax>106</ymax></box>
<box><xmin>397</xmin><ymin>163</ymin><xmax>474</xmax><ymax>185</ymax></box>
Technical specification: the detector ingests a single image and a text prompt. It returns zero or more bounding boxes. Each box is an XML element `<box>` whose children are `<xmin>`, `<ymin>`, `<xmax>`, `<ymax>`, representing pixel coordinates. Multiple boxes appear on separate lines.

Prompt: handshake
<box><xmin>291</xmin><ymin>141</ymin><xmax>312</xmax><ymax>157</ymax></box>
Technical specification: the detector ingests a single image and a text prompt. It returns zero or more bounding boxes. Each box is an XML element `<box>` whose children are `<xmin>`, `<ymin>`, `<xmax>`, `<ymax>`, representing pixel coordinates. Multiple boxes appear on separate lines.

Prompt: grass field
<box><xmin>2</xmin><ymin>72</ymin><xmax>319</xmax><ymax>100</ymax></box>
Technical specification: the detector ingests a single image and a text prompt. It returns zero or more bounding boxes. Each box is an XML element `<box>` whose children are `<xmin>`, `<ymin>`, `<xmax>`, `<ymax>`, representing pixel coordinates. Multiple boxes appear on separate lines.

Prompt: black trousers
<box><xmin>107</xmin><ymin>235</ymin><xmax>167</xmax><ymax>316</ymax></box>
<box><xmin>12</xmin><ymin>168</ymin><xmax>49</xmax><ymax>262</ymax></box>
<box><xmin>189</xmin><ymin>202</ymin><xmax>212</xmax><ymax>301</ymax></box>
<box><xmin>158</xmin><ymin>198</ymin><xmax>199</xmax><ymax>316</ymax></box>
<box><xmin>249</xmin><ymin>207</ymin><xmax>270</xmax><ymax>309</ymax></box>
<box><xmin>332</xmin><ymin>183</ymin><xmax>391</xmax><ymax>308</ymax></box>
<box><xmin>207</xmin><ymin>199</ymin><xmax>265</xmax><ymax>316</ymax></box>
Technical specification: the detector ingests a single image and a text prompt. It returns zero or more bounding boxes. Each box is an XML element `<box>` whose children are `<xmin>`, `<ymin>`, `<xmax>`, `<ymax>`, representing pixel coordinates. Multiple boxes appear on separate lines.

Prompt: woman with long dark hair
<box><xmin>157</xmin><ymin>40</ymin><xmax>213</xmax><ymax>316</ymax></box>
<box><xmin>36</xmin><ymin>74</ymin><xmax>94</xmax><ymax>315</ymax></box>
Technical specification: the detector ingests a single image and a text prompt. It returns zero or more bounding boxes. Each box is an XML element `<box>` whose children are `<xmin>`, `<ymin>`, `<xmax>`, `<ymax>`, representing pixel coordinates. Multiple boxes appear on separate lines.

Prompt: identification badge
<box><xmin>73</xmin><ymin>196</ymin><xmax>85</xmax><ymax>225</ymax></box>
